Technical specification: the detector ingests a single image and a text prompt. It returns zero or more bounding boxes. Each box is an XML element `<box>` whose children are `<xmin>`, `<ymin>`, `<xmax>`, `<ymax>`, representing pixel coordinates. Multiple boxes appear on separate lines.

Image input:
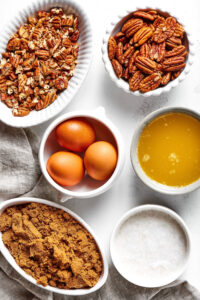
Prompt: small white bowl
<box><xmin>102</xmin><ymin>7</ymin><xmax>195</xmax><ymax>97</ymax></box>
<box><xmin>39</xmin><ymin>107</ymin><xmax>124</xmax><ymax>201</ymax></box>
<box><xmin>0</xmin><ymin>0</ymin><xmax>92</xmax><ymax>128</ymax></box>
<box><xmin>130</xmin><ymin>106</ymin><xmax>200</xmax><ymax>195</ymax></box>
<box><xmin>0</xmin><ymin>197</ymin><xmax>108</xmax><ymax>296</ymax></box>
<box><xmin>110</xmin><ymin>204</ymin><xmax>191</xmax><ymax>288</ymax></box>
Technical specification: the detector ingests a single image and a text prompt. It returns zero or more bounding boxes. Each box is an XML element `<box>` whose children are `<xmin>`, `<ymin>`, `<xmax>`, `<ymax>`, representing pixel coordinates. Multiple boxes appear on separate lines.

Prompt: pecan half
<box><xmin>133</xmin><ymin>10</ymin><xmax>155</xmax><ymax>21</ymax></box>
<box><xmin>161</xmin><ymin>72</ymin><xmax>171</xmax><ymax>85</ymax></box>
<box><xmin>116</xmin><ymin>42</ymin><xmax>124</xmax><ymax>64</ymax></box>
<box><xmin>108</xmin><ymin>37</ymin><xmax>117</xmax><ymax>60</ymax></box>
<box><xmin>122</xmin><ymin>18</ymin><xmax>143</xmax><ymax>38</ymax></box>
<box><xmin>140</xmin><ymin>43</ymin><xmax>150</xmax><ymax>57</ymax></box>
<box><xmin>133</xmin><ymin>27</ymin><xmax>153</xmax><ymax>46</ymax></box>
<box><xmin>149</xmin><ymin>42</ymin><xmax>165</xmax><ymax>62</ymax></box>
<box><xmin>129</xmin><ymin>71</ymin><xmax>144</xmax><ymax>91</ymax></box>
<box><xmin>112</xmin><ymin>59</ymin><xmax>123</xmax><ymax>78</ymax></box>
<box><xmin>128</xmin><ymin>50</ymin><xmax>139</xmax><ymax>73</ymax></box>
<box><xmin>166</xmin><ymin>37</ymin><xmax>182</xmax><ymax>48</ymax></box>
<box><xmin>162</xmin><ymin>56</ymin><xmax>186</xmax><ymax>72</ymax></box>
<box><xmin>139</xmin><ymin>72</ymin><xmax>162</xmax><ymax>93</ymax></box>
<box><xmin>135</xmin><ymin>56</ymin><xmax>157</xmax><ymax>74</ymax></box>
<box><xmin>165</xmin><ymin>45</ymin><xmax>187</xmax><ymax>58</ymax></box>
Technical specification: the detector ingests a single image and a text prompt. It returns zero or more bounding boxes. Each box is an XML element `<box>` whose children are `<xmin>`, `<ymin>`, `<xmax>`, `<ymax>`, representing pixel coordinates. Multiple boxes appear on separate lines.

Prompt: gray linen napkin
<box><xmin>0</xmin><ymin>122</ymin><xmax>199</xmax><ymax>300</ymax></box>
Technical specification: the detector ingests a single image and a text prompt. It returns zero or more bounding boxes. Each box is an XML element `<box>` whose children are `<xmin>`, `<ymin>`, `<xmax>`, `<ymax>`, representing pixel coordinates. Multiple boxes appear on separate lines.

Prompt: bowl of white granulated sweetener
<box><xmin>110</xmin><ymin>204</ymin><xmax>191</xmax><ymax>288</ymax></box>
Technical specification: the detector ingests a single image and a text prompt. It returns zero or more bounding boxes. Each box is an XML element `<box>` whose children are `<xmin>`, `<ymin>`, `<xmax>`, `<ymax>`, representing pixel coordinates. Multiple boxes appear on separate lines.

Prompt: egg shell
<box><xmin>56</xmin><ymin>118</ymin><xmax>96</xmax><ymax>152</ymax></box>
<box><xmin>84</xmin><ymin>141</ymin><xmax>118</xmax><ymax>181</ymax></box>
<box><xmin>47</xmin><ymin>151</ymin><xmax>84</xmax><ymax>186</ymax></box>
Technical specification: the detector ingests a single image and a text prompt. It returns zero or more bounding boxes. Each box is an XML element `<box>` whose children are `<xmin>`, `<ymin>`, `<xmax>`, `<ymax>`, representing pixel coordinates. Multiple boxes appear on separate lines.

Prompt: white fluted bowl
<box><xmin>102</xmin><ymin>7</ymin><xmax>195</xmax><ymax>97</ymax></box>
<box><xmin>0</xmin><ymin>0</ymin><xmax>92</xmax><ymax>127</ymax></box>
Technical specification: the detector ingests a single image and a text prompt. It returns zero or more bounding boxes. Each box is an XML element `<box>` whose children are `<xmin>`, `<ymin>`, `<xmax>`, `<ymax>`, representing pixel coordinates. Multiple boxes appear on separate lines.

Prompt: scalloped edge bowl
<box><xmin>0</xmin><ymin>197</ymin><xmax>108</xmax><ymax>296</ymax></box>
<box><xmin>102</xmin><ymin>7</ymin><xmax>195</xmax><ymax>97</ymax></box>
<box><xmin>0</xmin><ymin>0</ymin><xmax>92</xmax><ymax>127</ymax></box>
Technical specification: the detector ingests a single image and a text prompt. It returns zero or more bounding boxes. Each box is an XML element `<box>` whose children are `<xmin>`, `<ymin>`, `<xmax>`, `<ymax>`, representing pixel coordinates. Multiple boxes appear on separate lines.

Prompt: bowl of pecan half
<box><xmin>102</xmin><ymin>8</ymin><xmax>194</xmax><ymax>97</ymax></box>
<box><xmin>0</xmin><ymin>1</ymin><xmax>92</xmax><ymax>127</ymax></box>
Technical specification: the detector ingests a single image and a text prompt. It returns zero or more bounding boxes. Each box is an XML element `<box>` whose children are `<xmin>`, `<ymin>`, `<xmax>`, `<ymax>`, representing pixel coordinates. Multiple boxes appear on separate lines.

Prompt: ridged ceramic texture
<box><xmin>0</xmin><ymin>0</ymin><xmax>92</xmax><ymax>127</ymax></box>
<box><xmin>102</xmin><ymin>7</ymin><xmax>195</xmax><ymax>97</ymax></box>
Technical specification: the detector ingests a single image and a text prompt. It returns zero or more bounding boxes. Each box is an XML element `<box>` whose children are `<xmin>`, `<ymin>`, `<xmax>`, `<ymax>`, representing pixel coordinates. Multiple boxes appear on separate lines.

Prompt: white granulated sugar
<box><xmin>114</xmin><ymin>210</ymin><xmax>187</xmax><ymax>286</ymax></box>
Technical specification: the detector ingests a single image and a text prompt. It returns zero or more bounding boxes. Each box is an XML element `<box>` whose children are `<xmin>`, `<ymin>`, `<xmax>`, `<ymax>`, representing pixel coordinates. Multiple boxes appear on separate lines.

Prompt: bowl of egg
<box><xmin>130</xmin><ymin>107</ymin><xmax>200</xmax><ymax>195</ymax></box>
<box><xmin>39</xmin><ymin>107</ymin><xmax>124</xmax><ymax>200</ymax></box>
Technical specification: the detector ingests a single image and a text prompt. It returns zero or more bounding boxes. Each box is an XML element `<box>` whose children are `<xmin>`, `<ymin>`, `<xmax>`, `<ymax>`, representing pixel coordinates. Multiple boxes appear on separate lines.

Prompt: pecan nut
<box><xmin>162</xmin><ymin>56</ymin><xmax>186</xmax><ymax>72</ymax></box>
<box><xmin>135</xmin><ymin>56</ymin><xmax>157</xmax><ymax>74</ymax></box>
<box><xmin>108</xmin><ymin>37</ymin><xmax>117</xmax><ymax>60</ymax></box>
<box><xmin>111</xmin><ymin>59</ymin><xmax>123</xmax><ymax>78</ymax></box>
<box><xmin>133</xmin><ymin>27</ymin><xmax>153</xmax><ymax>46</ymax></box>
<box><xmin>129</xmin><ymin>71</ymin><xmax>144</xmax><ymax>91</ymax></box>
<box><xmin>122</xmin><ymin>18</ymin><xmax>143</xmax><ymax>38</ymax></box>
<box><xmin>139</xmin><ymin>72</ymin><xmax>162</xmax><ymax>93</ymax></box>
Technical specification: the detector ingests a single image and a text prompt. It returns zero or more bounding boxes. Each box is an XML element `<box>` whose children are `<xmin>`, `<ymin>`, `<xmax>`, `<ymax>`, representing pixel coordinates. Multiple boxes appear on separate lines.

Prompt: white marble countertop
<box><xmin>1</xmin><ymin>0</ymin><xmax>200</xmax><ymax>292</ymax></box>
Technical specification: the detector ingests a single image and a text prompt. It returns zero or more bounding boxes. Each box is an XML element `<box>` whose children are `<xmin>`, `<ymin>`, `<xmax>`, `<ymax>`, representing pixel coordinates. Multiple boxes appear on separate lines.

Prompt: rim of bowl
<box><xmin>0</xmin><ymin>197</ymin><xmax>108</xmax><ymax>296</ymax></box>
<box><xmin>130</xmin><ymin>106</ymin><xmax>200</xmax><ymax>195</ymax></box>
<box><xmin>0</xmin><ymin>0</ymin><xmax>93</xmax><ymax>128</ymax></box>
<box><xmin>39</xmin><ymin>108</ymin><xmax>125</xmax><ymax>199</ymax></box>
<box><xmin>102</xmin><ymin>6</ymin><xmax>195</xmax><ymax>97</ymax></box>
<box><xmin>110</xmin><ymin>204</ymin><xmax>191</xmax><ymax>288</ymax></box>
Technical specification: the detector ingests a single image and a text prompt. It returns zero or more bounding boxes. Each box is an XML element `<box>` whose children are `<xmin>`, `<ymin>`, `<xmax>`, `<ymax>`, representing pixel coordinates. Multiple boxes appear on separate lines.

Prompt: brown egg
<box><xmin>46</xmin><ymin>151</ymin><xmax>84</xmax><ymax>186</ymax></box>
<box><xmin>56</xmin><ymin>118</ymin><xmax>96</xmax><ymax>152</ymax></box>
<box><xmin>84</xmin><ymin>141</ymin><xmax>118</xmax><ymax>181</ymax></box>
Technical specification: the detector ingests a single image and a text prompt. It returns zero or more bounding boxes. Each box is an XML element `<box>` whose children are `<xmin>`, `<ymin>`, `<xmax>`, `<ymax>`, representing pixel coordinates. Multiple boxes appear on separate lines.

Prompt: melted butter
<box><xmin>138</xmin><ymin>112</ymin><xmax>200</xmax><ymax>187</ymax></box>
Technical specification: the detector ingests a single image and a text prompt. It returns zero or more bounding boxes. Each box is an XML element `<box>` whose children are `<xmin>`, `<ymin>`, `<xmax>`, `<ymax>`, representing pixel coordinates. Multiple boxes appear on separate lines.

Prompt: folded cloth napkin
<box><xmin>0</xmin><ymin>122</ymin><xmax>199</xmax><ymax>300</ymax></box>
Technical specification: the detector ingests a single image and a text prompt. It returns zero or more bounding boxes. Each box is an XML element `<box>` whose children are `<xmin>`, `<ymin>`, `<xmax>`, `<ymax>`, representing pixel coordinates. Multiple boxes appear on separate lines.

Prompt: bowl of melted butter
<box><xmin>131</xmin><ymin>107</ymin><xmax>200</xmax><ymax>194</ymax></box>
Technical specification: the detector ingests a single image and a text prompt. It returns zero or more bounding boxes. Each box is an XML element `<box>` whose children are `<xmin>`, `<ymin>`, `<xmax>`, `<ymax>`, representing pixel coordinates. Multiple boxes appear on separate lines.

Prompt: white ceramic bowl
<box><xmin>39</xmin><ymin>107</ymin><xmax>125</xmax><ymax>201</ymax></box>
<box><xmin>130</xmin><ymin>106</ymin><xmax>200</xmax><ymax>195</ymax></box>
<box><xmin>0</xmin><ymin>197</ymin><xmax>108</xmax><ymax>296</ymax></box>
<box><xmin>0</xmin><ymin>0</ymin><xmax>92</xmax><ymax>128</ymax></box>
<box><xmin>102</xmin><ymin>7</ymin><xmax>195</xmax><ymax>97</ymax></box>
<box><xmin>110</xmin><ymin>204</ymin><xmax>191</xmax><ymax>288</ymax></box>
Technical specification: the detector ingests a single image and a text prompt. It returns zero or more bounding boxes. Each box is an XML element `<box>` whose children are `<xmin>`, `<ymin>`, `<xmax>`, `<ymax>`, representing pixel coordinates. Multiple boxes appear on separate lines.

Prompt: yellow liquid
<box><xmin>138</xmin><ymin>112</ymin><xmax>200</xmax><ymax>187</ymax></box>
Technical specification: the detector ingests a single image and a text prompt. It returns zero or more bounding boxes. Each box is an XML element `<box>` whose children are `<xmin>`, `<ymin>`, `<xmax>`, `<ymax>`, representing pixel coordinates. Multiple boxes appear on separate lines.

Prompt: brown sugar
<box><xmin>0</xmin><ymin>203</ymin><xmax>103</xmax><ymax>289</ymax></box>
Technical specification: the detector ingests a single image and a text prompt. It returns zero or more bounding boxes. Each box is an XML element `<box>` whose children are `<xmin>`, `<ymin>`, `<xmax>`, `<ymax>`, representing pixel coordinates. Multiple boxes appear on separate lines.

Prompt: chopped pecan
<box><xmin>135</xmin><ymin>56</ymin><xmax>157</xmax><ymax>74</ymax></box>
<box><xmin>129</xmin><ymin>71</ymin><xmax>144</xmax><ymax>91</ymax></box>
<box><xmin>153</xmin><ymin>17</ymin><xmax>176</xmax><ymax>43</ymax></box>
<box><xmin>133</xmin><ymin>27</ymin><xmax>153</xmax><ymax>46</ymax></box>
<box><xmin>13</xmin><ymin>107</ymin><xmax>30</xmax><ymax>116</ymax></box>
<box><xmin>35</xmin><ymin>50</ymin><xmax>49</xmax><ymax>60</ymax></box>
<box><xmin>112</xmin><ymin>59</ymin><xmax>123</xmax><ymax>78</ymax></box>
<box><xmin>139</xmin><ymin>72</ymin><xmax>162</xmax><ymax>93</ymax></box>
<box><xmin>108</xmin><ymin>37</ymin><xmax>117</xmax><ymax>60</ymax></box>
<box><xmin>162</xmin><ymin>56</ymin><xmax>186</xmax><ymax>72</ymax></box>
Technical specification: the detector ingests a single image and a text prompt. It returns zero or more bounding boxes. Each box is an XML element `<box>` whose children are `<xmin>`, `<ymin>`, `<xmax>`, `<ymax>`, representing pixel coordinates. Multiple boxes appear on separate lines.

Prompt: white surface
<box><xmin>1</xmin><ymin>0</ymin><xmax>200</xmax><ymax>291</ymax></box>
<box><xmin>0</xmin><ymin>197</ymin><xmax>108</xmax><ymax>295</ymax></box>
<box><xmin>110</xmin><ymin>205</ymin><xmax>190</xmax><ymax>288</ymax></box>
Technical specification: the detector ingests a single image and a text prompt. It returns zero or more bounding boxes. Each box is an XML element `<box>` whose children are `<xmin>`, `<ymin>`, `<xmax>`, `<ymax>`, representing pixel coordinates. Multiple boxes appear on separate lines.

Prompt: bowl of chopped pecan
<box><xmin>0</xmin><ymin>0</ymin><xmax>92</xmax><ymax>127</ymax></box>
<box><xmin>102</xmin><ymin>8</ymin><xmax>194</xmax><ymax>97</ymax></box>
